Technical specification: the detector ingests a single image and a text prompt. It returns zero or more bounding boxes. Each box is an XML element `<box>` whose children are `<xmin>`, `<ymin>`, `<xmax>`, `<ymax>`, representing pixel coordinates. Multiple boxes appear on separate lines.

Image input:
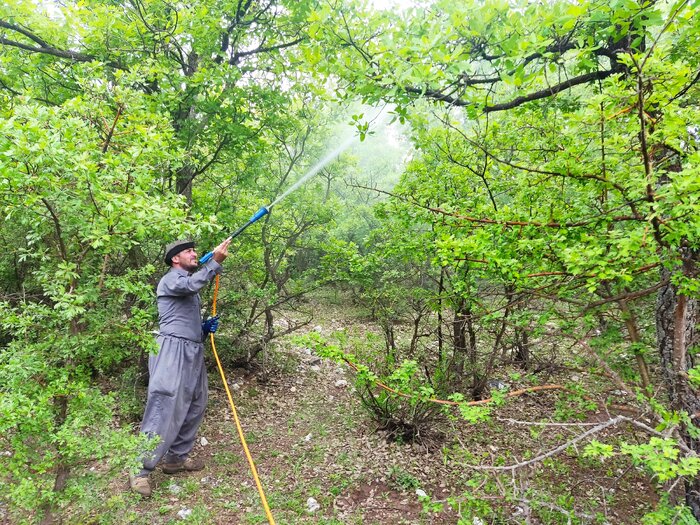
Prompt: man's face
<box><xmin>172</xmin><ymin>247</ymin><xmax>198</xmax><ymax>271</ymax></box>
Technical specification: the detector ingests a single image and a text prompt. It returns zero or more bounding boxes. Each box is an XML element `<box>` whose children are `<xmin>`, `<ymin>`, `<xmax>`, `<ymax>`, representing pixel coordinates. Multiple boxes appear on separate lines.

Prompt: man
<box><xmin>129</xmin><ymin>237</ymin><xmax>231</xmax><ymax>497</ymax></box>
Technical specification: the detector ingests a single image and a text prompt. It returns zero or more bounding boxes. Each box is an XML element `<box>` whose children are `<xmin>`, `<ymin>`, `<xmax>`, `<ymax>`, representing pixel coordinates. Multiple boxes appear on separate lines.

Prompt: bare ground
<box><xmin>96</xmin><ymin>353</ymin><xmax>659</xmax><ymax>523</ymax></box>
<box><xmin>49</xmin><ymin>301</ymin><xmax>665</xmax><ymax>525</ymax></box>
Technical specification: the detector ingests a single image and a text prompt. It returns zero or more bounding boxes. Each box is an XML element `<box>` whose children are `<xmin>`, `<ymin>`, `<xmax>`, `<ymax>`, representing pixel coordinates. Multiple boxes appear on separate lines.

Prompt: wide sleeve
<box><xmin>160</xmin><ymin>260</ymin><xmax>222</xmax><ymax>296</ymax></box>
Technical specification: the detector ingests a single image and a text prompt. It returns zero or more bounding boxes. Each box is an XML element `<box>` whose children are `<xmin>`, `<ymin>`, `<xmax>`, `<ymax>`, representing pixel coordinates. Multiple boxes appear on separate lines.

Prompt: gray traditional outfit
<box><xmin>137</xmin><ymin>258</ymin><xmax>222</xmax><ymax>476</ymax></box>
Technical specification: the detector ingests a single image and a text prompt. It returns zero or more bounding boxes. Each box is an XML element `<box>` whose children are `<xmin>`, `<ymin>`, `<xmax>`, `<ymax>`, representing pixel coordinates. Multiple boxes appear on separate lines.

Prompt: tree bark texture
<box><xmin>656</xmin><ymin>262</ymin><xmax>700</xmax><ymax>515</ymax></box>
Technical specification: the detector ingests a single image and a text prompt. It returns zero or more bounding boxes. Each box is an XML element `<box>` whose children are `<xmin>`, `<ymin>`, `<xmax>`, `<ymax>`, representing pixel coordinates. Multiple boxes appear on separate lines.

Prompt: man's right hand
<box><xmin>212</xmin><ymin>238</ymin><xmax>231</xmax><ymax>263</ymax></box>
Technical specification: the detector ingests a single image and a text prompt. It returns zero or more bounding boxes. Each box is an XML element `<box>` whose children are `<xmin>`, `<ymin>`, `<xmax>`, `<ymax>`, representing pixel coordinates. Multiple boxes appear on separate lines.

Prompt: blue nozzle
<box><xmin>250</xmin><ymin>206</ymin><xmax>269</xmax><ymax>222</ymax></box>
<box><xmin>199</xmin><ymin>251</ymin><xmax>214</xmax><ymax>264</ymax></box>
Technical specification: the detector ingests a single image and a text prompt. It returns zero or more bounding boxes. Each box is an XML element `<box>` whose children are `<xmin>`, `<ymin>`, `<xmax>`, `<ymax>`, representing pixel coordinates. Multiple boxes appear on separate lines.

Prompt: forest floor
<box><xmin>79</xmin><ymin>297</ymin><xmax>661</xmax><ymax>524</ymax></box>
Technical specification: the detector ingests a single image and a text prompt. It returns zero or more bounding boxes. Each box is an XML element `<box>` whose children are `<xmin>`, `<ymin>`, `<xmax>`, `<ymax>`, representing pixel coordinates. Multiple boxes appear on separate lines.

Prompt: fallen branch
<box><xmin>467</xmin><ymin>415</ymin><xmax>695</xmax><ymax>472</ymax></box>
<box><xmin>468</xmin><ymin>415</ymin><xmax>627</xmax><ymax>471</ymax></box>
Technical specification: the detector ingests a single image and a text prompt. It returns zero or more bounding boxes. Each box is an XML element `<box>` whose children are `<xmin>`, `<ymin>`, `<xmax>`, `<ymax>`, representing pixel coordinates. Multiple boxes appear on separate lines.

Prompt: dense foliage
<box><xmin>1</xmin><ymin>0</ymin><xmax>700</xmax><ymax>523</ymax></box>
<box><xmin>308</xmin><ymin>0</ymin><xmax>700</xmax><ymax>521</ymax></box>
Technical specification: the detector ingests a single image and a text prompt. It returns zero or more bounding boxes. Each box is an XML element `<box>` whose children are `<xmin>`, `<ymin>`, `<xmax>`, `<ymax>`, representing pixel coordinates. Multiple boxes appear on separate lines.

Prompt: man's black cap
<box><xmin>164</xmin><ymin>239</ymin><xmax>195</xmax><ymax>265</ymax></box>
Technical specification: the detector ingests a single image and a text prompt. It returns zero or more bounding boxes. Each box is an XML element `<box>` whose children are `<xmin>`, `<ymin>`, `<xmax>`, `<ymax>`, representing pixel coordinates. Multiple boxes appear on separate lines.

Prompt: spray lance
<box><xmin>197</xmin><ymin>206</ymin><xmax>270</xmax><ymax>352</ymax></box>
<box><xmin>198</xmin><ymin>205</ymin><xmax>271</xmax><ymax>264</ymax></box>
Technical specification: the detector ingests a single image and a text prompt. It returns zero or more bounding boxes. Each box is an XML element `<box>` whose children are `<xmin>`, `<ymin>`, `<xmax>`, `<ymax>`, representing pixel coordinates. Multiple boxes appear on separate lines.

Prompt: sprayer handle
<box><xmin>199</xmin><ymin>251</ymin><xmax>214</xmax><ymax>264</ymax></box>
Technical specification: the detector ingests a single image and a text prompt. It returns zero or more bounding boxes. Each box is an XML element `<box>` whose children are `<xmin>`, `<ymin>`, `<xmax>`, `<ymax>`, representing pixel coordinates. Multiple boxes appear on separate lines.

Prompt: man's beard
<box><xmin>182</xmin><ymin>259</ymin><xmax>198</xmax><ymax>272</ymax></box>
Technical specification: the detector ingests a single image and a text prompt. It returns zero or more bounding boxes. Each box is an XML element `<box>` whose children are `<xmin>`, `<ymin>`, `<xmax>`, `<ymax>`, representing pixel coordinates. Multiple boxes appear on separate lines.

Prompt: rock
<box><xmin>473</xmin><ymin>518</ymin><xmax>485</xmax><ymax>525</ymax></box>
<box><xmin>307</xmin><ymin>497</ymin><xmax>320</xmax><ymax>513</ymax></box>
<box><xmin>334</xmin><ymin>379</ymin><xmax>348</xmax><ymax>388</ymax></box>
<box><xmin>290</xmin><ymin>387</ymin><xmax>297</xmax><ymax>393</ymax></box>
<box><xmin>306</xmin><ymin>357</ymin><xmax>322</xmax><ymax>366</ymax></box>
<box><xmin>200</xmin><ymin>436</ymin><xmax>209</xmax><ymax>446</ymax></box>
<box><xmin>415</xmin><ymin>488</ymin><xmax>427</xmax><ymax>498</ymax></box>
<box><xmin>231</xmin><ymin>383</ymin><xmax>241</xmax><ymax>391</ymax></box>
<box><xmin>177</xmin><ymin>508</ymin><xmax>192</xmax><ymax>519</ymax></box>
<box><xmin>487</xmin><ymin>379</ymin><xmax>507</xmax><ymax>390</ymax></box>
<box><xmin>310</xmin><ymin>365</ymin><xmax>321</xmax><ymax>372</ymax></box>
<box><xmin>169</xmin><ymin>483</ymin><xmax>182</xmax><ymax>495</ymax></box>
<box><xmin>304</xmin><ymin>433</ymin><xmax>312</xmax><ymax>442</ymax></box>
<box><xmin>313</xmin><ymin>325</ymin><xmax>323</xmax><ymax>333</ymax></box>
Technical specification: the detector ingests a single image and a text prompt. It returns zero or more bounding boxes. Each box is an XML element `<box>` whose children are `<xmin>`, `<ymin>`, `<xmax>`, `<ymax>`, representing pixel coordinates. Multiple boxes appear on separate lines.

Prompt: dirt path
<box><xmin>110</xmin><ymin>330</ymin><xmax>657</xmax><ymax>525</ymax></box>
<box><xmin>122</xmin><ymin>342</ymin><xmax>455</xmax><ymax>524</ymax></box>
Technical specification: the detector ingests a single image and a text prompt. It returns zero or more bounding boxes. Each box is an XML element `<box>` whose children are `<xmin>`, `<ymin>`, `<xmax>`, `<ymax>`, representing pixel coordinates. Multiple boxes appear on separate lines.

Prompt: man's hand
<box><xmin>212</xmin><ymin>238</ymin><xmax>231</xmax><ymax>263</ymax></box>
<box><xmin>202</xmin><ymin>315</ymin><xmax>220</xmax><ymax>336</ymax></box>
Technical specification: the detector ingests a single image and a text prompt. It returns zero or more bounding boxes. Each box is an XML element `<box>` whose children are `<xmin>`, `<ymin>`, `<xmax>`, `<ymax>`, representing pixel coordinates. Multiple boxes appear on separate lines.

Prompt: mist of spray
<box><xmin>198</xmin><ymin>108</ymin><xmax>391</xmax><ymax>264</ymax></box>
<box><xmin>268</xmin><ymin>108</ymin><xmax>389</xmax><ymax>209</ymax></box>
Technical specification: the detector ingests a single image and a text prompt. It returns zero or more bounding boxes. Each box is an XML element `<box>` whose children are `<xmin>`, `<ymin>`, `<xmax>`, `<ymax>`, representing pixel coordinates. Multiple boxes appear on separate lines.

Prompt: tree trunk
<box><xmin>39</xmin><ymin>396</ymin><xmax>69</xmax><ymax>525</ymax></box>
<box><xmin>450</xmin><ymin>300</ymin><xmax>479</xmax><ymax>395</ymax></box>
<box><xmin>451</xmin><ymin>303</ymin><xmax>467</xmax><ymax>381</ymax></box>
<box><xmin>618</xmin><ymin>296</ymin><xmax>652</xmax><ymax>392</ymax></box>
<box><xmin>409</xmin><ymin>307</ymin><xmax>424</xmax><ymax>357</ymax></box>
<box><xmin>382</xmin><ymin>318</ymin><xmax>396</xmax><ymax>358</ymax></box>
<box><xmin>514</xmin><ymin>328</ymin><xmax>530</xmax><ymax>370</ymax></box>
<box><xmin>437</xmin><ymin>268</ymin><xmax>444</xmax><ymax>364</ymax></box>
<box><xmin>656</xmin><ymin>259</ymin><xmax>700</xmax><ymax>515</ymax></box>
<box><xmin>176</xmin><ymin>164</ymin><xmax>194</xmax><ymax>205</ymax></box>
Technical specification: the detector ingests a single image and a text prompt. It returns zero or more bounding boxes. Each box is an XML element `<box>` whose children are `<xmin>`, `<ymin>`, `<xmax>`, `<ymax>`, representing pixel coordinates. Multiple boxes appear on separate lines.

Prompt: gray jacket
<box><xmin>156</xmin><ymin>260</ymin><xmax>222</xmax><ymax>342</ymax></box>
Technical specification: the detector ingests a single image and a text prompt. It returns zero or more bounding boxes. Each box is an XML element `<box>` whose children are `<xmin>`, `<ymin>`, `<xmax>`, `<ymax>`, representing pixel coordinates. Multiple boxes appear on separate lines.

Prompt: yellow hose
<box><xmin>210</xmin><ymin>275</ymin><xmax>276</xmax><ymax>525</ymax></box>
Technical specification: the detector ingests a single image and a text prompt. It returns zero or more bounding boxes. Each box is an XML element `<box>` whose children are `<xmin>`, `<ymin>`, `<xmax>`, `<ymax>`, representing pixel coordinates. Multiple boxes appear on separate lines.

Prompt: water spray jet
<box><xmin>198</xmin><ymin>108</ymin><xmax>389</xmax><ymax>265</ymax></box>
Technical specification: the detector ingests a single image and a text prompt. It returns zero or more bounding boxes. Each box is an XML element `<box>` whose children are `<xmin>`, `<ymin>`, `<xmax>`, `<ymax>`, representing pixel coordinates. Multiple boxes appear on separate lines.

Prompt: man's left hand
<box><xmin>212</xmin><ymin>238</ymin><xmax>231</xmax><ymax>264</ymax></box>
<box><xmin>202</xmin><ymin>315</ymin><xmax>220</xmax><ymax>336</ymax></box>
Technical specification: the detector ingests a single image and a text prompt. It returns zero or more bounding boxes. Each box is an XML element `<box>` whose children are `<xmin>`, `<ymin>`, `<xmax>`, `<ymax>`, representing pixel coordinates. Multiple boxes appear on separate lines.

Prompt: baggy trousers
<box><xmin>138</xmin><ymin>334</ymin><xmax>208</xmax><ymax>474</ymax></box>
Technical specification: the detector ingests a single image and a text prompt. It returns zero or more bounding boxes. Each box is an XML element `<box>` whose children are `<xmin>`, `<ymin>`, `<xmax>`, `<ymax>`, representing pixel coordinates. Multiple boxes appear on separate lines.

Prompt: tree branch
<box><xmin>41</xmin><ymin>198</ymin><xmax>68</xmax><ymax>261</ymax></box>
<box><xmin>350</xmin><ymin>183</ymin><xmax>646</xmax><ymax>229</ymax></box>
<box><xmin>230</xmin><ymin>36</ymin><xmax>304</xmax><ymax>64</ymax></box>
<box><xmin>468</xmin><ymin>416</ymin><xmax>624</xmax><ymax>471</ymax></box>
<box><xmin>438</xmin><ymin>116</ymin><xmax>640</xmax><ymax>214</ymax></box>
<box><xmin>101</xmin><ymin>104</ymin><xmax>123</xmax><ymax>154</ymax></box>
<box><xmin>0</xmin><ymin>20</ymin><xmax>51</xmax><ymax>47</ymax></box>
<box><xmin>669</xmin><ymin>68</ymin><xmax>700</xmax><ymax>104</ymax></box>
<box><xmin>585</xmin><ymin>279</ymin><xmax>667</xmax><ymax>309</ymax></box>
<box><xmin>471</xmin><ymin>414</ymin><xmax>695</xmax><ymax>473</ymax></box>
<box><xmin>0</xmin><ymin>22</ymin><xmax>126</xmax><ymax>70</ymax></box>
<box><xmin>404</xmin><ymin>69</ymin><xmax>619</xmax><ymax>113</ymax></box>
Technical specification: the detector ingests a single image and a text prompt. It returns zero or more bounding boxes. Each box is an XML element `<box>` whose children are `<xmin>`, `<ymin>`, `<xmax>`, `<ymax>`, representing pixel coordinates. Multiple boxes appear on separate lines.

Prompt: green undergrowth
<box><xmin>38</xmin><ymin>294</ymin><xmax>695</xmax><ymax>524</ymax></box>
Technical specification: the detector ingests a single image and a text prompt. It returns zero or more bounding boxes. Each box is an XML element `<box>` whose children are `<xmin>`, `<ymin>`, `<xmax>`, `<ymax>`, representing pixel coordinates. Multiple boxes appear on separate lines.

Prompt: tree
<box><xmin>0</xmin><ymin>0</ymin><xmax>332</xmax><ymax>521</ymax></box>
<box><xmin>310</xmin><ymin>0</ymin><xmax>700</xmax><ymax>517</ymax></box>
<box><xmin>0</xmin><ymin>87</ymin><xmax>195</xmax><ymax>523</ymax></box>
<box><xmin>1</xmin><ymin>0</ymin><xmax>316</xmax><ymax>201</ymax></box>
